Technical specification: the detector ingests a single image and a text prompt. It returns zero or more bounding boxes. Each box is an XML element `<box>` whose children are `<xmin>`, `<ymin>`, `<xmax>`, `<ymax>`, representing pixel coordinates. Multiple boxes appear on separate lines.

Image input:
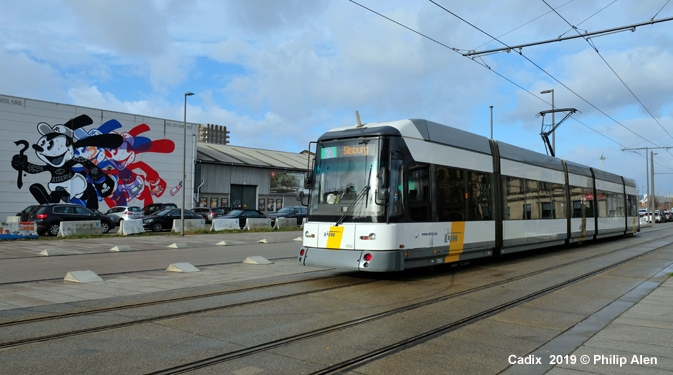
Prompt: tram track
<box><xmin>0</xmin><ymin>256</ymin><xmax>298</xmax><ymax>286</ymax></box>
<box><xmin>1</xmin><ymin>235</ymin><xmax>644</xmax><ymax>328</ymax></box>
<box><xmin>136</xmin><ymin>237</ymin><xmax>671</xmax><ymax>374</ymax></box>
<box><xmin>2</xmin><ymin>234</ymin><xmax>669</xmax><ymax>373</ymax></box>
<box><xmin>0</xmin><ymin>239</ymin><xmax>669</xmax><ymax>358</ymax></box>
<box><xmin>0</xmin><ymin>272</ymin><xmax>376</xmax><ymax>348</ymax></box>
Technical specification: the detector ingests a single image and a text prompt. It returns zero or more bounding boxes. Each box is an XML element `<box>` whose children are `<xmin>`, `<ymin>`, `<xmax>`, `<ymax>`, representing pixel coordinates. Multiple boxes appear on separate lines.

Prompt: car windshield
<box><xmin>128</xmin><ymin>207</ymin><xmax>142</xmax><ymax>212</ymax></box>
<box><xmin>155</xmin><ymin>209</ymin><xmax>171</xmax><ymax>216</ymax></box>
<box><xmin>225</xmin><ymin>210</ymin><xmax>244</xmax><ymax>216</ymax></box>
<box><xmin>277</xmin><ymin>208</ymin><xmax>293</xmax><ymax>214</ymax></box>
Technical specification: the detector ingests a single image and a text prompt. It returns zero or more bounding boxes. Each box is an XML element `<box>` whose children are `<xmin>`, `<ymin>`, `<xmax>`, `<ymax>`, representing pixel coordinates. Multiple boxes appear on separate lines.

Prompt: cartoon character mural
<box><xmin>11</xmin><ymin>114</ymin><xmax>176</xmax><ymax>211</ymax></box>
<box><xmin>96</xmin><ymin>122</ymin><xmax>175</xmax><ymax>207</ymax></box>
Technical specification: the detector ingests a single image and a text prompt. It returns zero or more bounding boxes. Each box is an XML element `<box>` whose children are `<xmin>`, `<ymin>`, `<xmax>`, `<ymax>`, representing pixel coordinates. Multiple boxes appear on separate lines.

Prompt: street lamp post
<box><xmin>651</xmin><ymin>151</ymin><xmax>656</xmax><ymax>222</ymax></box>
<box><xmin>182</xmin><ymin>92</ymin><xmax>194</xmax><ymax>236</ymax></box>
<box><xmin>540</xmin><ymin>89</ymin><xmax>555</xmax><ymax>153</ymax></box>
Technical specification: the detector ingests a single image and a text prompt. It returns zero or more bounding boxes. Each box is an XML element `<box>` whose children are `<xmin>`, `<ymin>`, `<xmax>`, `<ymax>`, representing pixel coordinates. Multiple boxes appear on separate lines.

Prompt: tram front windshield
<box><xmin>309</xmin><ymin>138</ymin><xmax>384</xmax><ymax>223</ymax></box>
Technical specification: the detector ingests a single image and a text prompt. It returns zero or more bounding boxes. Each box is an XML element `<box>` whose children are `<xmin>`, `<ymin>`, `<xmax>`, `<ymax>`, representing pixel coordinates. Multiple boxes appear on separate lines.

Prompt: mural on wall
<box><xmin>10</xmin><ymin>114</ymin><xmax>176</xmax><ymax>210</ymax></box>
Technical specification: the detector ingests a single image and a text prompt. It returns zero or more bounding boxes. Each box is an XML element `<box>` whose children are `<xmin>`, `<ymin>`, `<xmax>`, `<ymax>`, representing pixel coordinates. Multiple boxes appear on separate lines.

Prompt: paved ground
<box><xmin>0</xmin><ymin>230</ymin><xmax>672</xmax><ymax>374</ymax></box>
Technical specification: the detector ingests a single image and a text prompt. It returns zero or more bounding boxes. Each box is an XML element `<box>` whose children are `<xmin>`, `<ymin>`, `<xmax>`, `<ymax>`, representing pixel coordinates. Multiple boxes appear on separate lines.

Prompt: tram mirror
<box><xmin>377</xmin><ymin>167</ymin><xmax>387</xmax><ymax>186</ymax></box>
<box><xmin>295</xmin><ymin>189</ymin><xmax>308</xmax><ymax>206</ymax></box>
<box><xmin>377</xmin><ymin>188</ymin><xmax>389</xmax><ymax>200</ymax></box>
<box><xmin>303</xmin><ymin>172</ymin><xmax>314</xmax><ymax>189</ymax></box>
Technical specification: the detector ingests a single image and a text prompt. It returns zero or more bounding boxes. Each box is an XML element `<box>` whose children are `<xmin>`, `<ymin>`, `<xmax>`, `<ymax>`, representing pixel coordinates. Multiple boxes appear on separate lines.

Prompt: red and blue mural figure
<box><xmin>11</xmin><ymin>114</ymin><xmax>175</xmax><ymax>210</ymax></box>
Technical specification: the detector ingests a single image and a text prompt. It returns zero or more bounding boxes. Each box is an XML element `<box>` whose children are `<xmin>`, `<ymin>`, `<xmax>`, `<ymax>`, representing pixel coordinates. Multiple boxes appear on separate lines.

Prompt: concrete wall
<box><xmin>0</xmin><ymin>95</ymin><xmax>197</xmax><ymax>221</ymax></box>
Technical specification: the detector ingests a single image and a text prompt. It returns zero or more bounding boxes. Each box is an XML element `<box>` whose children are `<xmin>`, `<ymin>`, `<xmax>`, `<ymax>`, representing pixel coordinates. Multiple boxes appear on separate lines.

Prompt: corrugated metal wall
<box><xmin>198</xmin><ymin>164</ymin><xmax>271</xmax><ymax>194</ymax></box>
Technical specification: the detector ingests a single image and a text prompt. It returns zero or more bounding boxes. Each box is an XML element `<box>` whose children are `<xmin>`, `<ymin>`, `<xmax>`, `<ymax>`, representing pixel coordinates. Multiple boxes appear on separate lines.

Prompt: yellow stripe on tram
<box><xmin>444</xmin><ymin>222</ymin><xmax>465</xmax><ymax>263</ymax></box>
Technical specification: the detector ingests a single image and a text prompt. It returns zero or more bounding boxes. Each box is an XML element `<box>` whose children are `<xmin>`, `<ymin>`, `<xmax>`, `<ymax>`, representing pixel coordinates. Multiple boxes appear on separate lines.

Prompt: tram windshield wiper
<box><xmin>335</xmin><ymin>184</ymin><xmax>370</xmax><ymax>226</ymax></box>
<box><xmin>335</xmin><ymin>164</ymin><xmax>372</xmax><ymax>226</ymax></box>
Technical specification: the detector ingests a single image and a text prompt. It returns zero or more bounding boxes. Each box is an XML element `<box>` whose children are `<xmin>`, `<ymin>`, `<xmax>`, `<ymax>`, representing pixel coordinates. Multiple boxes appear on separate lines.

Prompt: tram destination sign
<box><xmin>320</xmin><ymin>145</ymin><xmax>370</xmax><ymax>159</ymax></box>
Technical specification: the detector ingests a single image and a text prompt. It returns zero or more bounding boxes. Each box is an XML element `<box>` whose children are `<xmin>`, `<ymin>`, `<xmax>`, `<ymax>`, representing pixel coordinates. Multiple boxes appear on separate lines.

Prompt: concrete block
<box><xmin>6</xmin><ymin>216</ymin><xmax>20</xmax><ymax>223</ymax></box>
<box><xmin>216</xmin><ymin>241</ymin><xmax>228</xmax><ymax>246</ymax></box>
<box><xmin>257</xmin><ymin>238</ymin><xmax>274</xmax><ymax>244</ymax></box>
<box><xmin>168</xmin><ymin>243</ymin><xmax>188</xmax><ymax>249</ymax></box>
<box><xmin>273</xmin><ymin>218</ymin><xmax>296</xmax><ymax>229</ymax></box>
<box><xmin>40</xmin><ymin>248</ymin><xmax>65</xmax><ymax>256</ymax></box>
<box><xmin>211</xmin><ymin>218</ymin><xmax>240</xmax><ymax>231</ymax></box>
<box><xmin>58</xmin><ymin>220</ymin><xmax>102</xmax><ymax>237</ymax></box>
<box><xmin>171</xmin><ymin>218</ymin><xmax>206</xmax><ymax>233</ymax></box>
<box><xmin>110</xmin><ymin>245</ymin><xmax>132</xmax><ymax>252</ymax></box>
<box><xmin>118</xmin><ymin>219</ymin><xmax>144</xmax><ymax>235</ymax></box>
<box><xmin>243</xmin><ymin>256</ymin><xmax>274</xmax><ymax>265</ymax></box>
<box><xmin>243</xmin><ymin>218</ymin><xmax>271</xmax><ymax>230</ymax></box>
<box><xmin>64</xmin><ymin>270</ymin><xmax>104</xmax><ymax>283</ymax></box>
<box><xmin>1</xmin><ymin>222</ymin><xmax>20</xmax><ymax>233</ymax></box>
<box><xmin>167</xmin><ymin>262</ymin><xmax>200</xmax><ymax>273</ymax></box>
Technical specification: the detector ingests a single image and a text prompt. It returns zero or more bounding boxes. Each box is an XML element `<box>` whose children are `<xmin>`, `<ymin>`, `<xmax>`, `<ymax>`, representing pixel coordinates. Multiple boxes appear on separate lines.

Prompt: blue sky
<box><xmin>1</xmin><ymin>0</ymin><xmax>672</xmax><ymax>196</ymax></box>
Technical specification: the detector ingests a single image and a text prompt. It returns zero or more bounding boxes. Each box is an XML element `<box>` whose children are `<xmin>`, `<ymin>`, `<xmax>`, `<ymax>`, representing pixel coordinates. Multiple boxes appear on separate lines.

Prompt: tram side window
<box><xmin>612</xmin><ymin>193</ymin><xmax>625</xmax><ymax>217</ymax></box>
<box><xmin>388</xmin><ymin>159</ymin><xmax>404</xmax><ymax>222</ymax></box>
<box><xmin>585</xmin><ymin>188</ymin><xmax>595</xmax><ymax>217</ymax></box>
<box><xmin>526</xmin><ymin>179</ymin><xmax>541</xmax><ymax>219</ymax></box>
<box><xmin>627</xmin><ymin>195</ymin><xmax>637</xmax><ymax>216</ymax></box>
<box><xmin>408</xmin><ymin>164</ymin><xmax>431</xmax><ymax>222</ymax></box>
<box><xmin>597</xmin><ymin>190</ymin><xmax>608</xmax><ymax>218</ymax></box>
<box><xmin>539</xmin><ymin>182</ymin><xmax>553</xmax><ymax>218</ymax></box>
<box><xmin>552</xmin><ymin>183</ymin><xmax>566</xmax><ymax>219</ymax></box>
<box><xmin>570</xmin><ymin>186</ymin><xmax>584</xmax><ymax>218</ymax></box>
<box><xmin>504</xmin><ymin>177</ymin><xmax>524</xmax><ymax>220</ymax></box>
<box><xmin>436</xmin><ymin>166</ymin><xmax>465</xmax><ymax>221</ymax></box>
<box><xmin>467</xmin><ymin>171</ymin><xmax>492</xmax><ymax>221</ymax></box>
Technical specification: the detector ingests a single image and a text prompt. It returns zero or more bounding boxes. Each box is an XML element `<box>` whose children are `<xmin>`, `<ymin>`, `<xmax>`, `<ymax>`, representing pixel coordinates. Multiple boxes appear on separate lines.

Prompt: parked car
<box><xmin>142</xmin><ymin>208</ymin><xmax>203</xmax><ymax>232</ymax></box>
<box><xmin>16</xmin><ymin>205</ymin><xmax>40</xmax><ymax>222</ymax></box>
<box><xmin>654</xmin><ymin>210</ymin><xmax>663</xmax><ymax>223</ymax></box>
<box><xmin>142</xmin><ymin>203</ymin><xmax>178</xmax><ymax>216</ymax></box>
<box><xmin>267</xmin><ymin>206</ymin><xmax>306</xmax><ymax>226</ymax></box>
<box><xmin>214</xmin><ymin>207</ymin><xmax>234</xmax><ymax>215</ymax></box>
<box><xmin>105</xmin><ymin>206</ymin><xmax>143</xmax><ymax>225</ymax></box>
<box><xmin>220</xmin><ymin>209</ymin><xmax>267</xmax><ymax>229</ymax></box>
<box><xmin>28</xmin><ymin>203</ymin><xmax>115</xmax><ymax>236</ymax></box>
<box><xmin>664</xmin><ymin>210</ymin><xmax>673</xmax><ymax>222</ymax></box>
<box><xmin>192</xmin><ymin>207</ymin><xmax>225</xmax><ymax>223</ymax></box>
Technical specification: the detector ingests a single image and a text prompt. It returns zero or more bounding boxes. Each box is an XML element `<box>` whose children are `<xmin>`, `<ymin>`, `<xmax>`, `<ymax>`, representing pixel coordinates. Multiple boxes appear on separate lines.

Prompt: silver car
<box><xmin>105</xmin><ymin>206</ymin><xmax>143</xmax><ymax>225</ymax></box>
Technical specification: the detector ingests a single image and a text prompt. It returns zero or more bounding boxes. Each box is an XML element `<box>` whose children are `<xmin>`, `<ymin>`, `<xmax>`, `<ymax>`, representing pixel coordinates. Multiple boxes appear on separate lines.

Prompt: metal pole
<box><xmin>182</xmin><ymin>92</ymin><xmax>194</xmax><ymax>236</ymax></box>
<box><xmin>645</xmin><ymin>147</ymin><xmax>649</xmax><ymax>215</ymax></box>
<box><xmin>651</xmin><ymin>151</ymin><xmax>655</xmax><ymax>223</ymax></box>
<box><xmin>490</xmin><ymin>106</ymin><xmax>493</xmax><ymax>140</ymax></box>
<box><xmin>551</xmin><ymin>89</ymin><xmax>555</xmax><ymax>155</ymax></box>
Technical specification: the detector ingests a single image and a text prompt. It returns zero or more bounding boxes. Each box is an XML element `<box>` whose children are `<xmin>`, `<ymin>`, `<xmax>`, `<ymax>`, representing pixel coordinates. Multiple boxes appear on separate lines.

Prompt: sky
<box><xmin>1</xmin><ymin>0</ymin><xmax>672</xmax><ymax>196</ymax></box>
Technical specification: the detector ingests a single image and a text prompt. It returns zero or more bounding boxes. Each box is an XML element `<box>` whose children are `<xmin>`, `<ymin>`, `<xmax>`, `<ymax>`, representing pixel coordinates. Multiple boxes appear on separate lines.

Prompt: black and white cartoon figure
<box><xmin>11</xmin><ymin>114</ymin><xmax>124</xmax><ymax>210</ymax></box>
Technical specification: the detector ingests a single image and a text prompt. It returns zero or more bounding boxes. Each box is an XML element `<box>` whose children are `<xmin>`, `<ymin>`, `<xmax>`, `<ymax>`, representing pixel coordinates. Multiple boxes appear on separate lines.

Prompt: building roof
<box><xmin>197</xmin><ymin>143</ymin><xmax>310</xmax><ymax>171</ymax></box>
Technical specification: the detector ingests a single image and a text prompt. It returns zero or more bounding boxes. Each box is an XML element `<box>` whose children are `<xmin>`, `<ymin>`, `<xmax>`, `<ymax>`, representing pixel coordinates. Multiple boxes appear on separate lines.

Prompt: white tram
<box><xmin>297</xmin><ymin>119</ymin><xmax>639</xmax><ymax>272</ymax></box>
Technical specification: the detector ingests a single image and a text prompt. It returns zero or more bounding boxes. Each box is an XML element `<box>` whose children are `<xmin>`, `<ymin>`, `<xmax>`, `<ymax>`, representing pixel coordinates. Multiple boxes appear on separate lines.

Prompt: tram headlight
<box><xmin>304</xmin><ymin>231</ymin><xmax>315</xmax><ymax>238</ymax></box>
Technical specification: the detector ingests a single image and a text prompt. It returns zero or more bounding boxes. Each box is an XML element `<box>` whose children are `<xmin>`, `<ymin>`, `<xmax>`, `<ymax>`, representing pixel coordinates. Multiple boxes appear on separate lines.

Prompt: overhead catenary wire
<box><xmin>428</xmin><ymin>0</ymin><xmax>662</xmax><ymax>149</ymax></box>
<box><xmin>541</xmin><ymin>0</ymin><xmax>673</xmax><ymax>143</ymax></box>
<box><xmin>557</xmin><ymin>0</ymin><xmax>619</xmax><ymax>39</ymax></box>
<box><xmin>541</xmin><ymin>0</ymin><xmax>673</xmax><ymax>165</ymax></box>
<box><xmin>346</xmin><ymin>0</ymin><xmax>638</xmax><ymax>152</ymax></box>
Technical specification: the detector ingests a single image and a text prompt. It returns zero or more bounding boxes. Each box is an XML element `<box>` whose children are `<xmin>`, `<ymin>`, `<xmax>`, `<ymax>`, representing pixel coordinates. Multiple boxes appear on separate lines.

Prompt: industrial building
<box><xmin>0</xmin><ymin>94</ymin><xmax>309</xmax><ymax>221</ymax></box>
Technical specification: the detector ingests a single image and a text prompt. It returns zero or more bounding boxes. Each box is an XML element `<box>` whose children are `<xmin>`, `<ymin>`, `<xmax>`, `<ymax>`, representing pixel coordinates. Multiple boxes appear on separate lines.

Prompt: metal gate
<box><xmin>230</xmin><ymin>185</ymin><xmax>256</xmax><ymax>209</ymax></box>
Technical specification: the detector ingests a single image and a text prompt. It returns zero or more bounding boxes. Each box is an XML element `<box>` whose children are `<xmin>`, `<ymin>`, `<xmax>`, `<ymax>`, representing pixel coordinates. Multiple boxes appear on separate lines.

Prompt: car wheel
<box><xmin>152</xmin><ymin>222</ymin><xmax>163</xmax><ymax>232</ymax></box>
<box><xmin>47</xmin><ymin>223</ymin><xmax>60</xmax><ymax>236</ymax></box>
<box><xmin>100</xmin><ymin>221</ymin><xmax>111</xmax><ymax>234</ymax></box>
